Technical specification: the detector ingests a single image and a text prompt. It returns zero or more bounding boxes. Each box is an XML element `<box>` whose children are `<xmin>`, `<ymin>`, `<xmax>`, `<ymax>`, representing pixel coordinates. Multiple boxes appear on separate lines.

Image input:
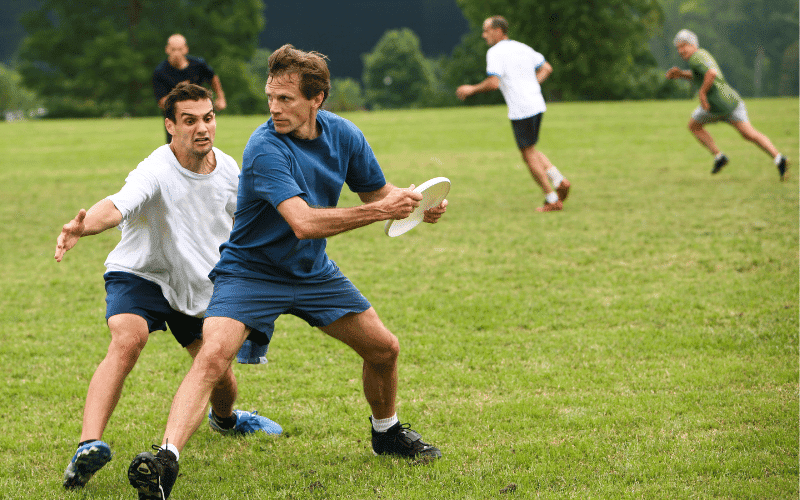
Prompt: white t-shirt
<box><xmin>486</xmin><ymin>39</ymin><xmax>547</xmax><ymax>120</ymax></box>
<box><xmin>105</xmin><ymin>145</ymin><xmax>239</xmax><ymax>317</ymax></box>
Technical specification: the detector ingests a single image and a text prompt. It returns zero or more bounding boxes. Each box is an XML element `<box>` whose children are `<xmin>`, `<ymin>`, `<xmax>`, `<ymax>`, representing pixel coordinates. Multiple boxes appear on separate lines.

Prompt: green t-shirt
<box><xmin>688</xmin><ymin>48</ymin><xmax>741</xmax><ymax>114</ymax></box>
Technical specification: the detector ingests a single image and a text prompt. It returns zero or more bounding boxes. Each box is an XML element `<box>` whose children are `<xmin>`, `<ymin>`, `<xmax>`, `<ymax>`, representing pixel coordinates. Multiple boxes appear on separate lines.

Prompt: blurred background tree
<box><xmin>362</xmin><ymin>28</ymin><xmax>440</xmax><ymax>109</ymax></box>
<box><xmin>0</xmin><ymin>62</ymin><xmax>41</xmax><ymax>120</ymax></box>
<box><xmin>2</xmin><ymin>0</ymin><xmax>796</xmax><ymax>117</ymax></box>
<box><xmin>454</xmin><ymin>0</ymin><xmax>674</xmax><ymax>101</ymax></box>
<box><xmin>17</xmin><ymin>0</ymin><xmax>264</xmax><ymax>117</ymax></box>
<box><xmin>325</xmin><ymin>78</ymin><xmax>366</xmax><ymax>112</ymax></box>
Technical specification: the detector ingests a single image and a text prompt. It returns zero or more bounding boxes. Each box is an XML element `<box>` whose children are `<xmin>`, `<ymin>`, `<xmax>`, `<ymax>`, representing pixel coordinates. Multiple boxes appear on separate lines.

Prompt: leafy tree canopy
<box><xmin>362</xmin><ymin>28</ymin><xmax>438</xmax><ymax>109</ymax></box>
<box><xmin>18</xmin><ymin>0</ymin><xmax>264</xmax><ymax>117</ymax></box>
<box><xmin>455</xmin><ymin>0</ymin><xmax>667</xmax><ymax>100</ymax></box>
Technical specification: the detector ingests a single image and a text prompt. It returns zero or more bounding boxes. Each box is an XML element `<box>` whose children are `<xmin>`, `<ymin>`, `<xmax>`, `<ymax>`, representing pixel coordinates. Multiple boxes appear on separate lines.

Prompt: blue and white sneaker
<box><xmin>63</xmin><ymin>440</ymin><xmax>113</xmax><ymax>489</ymax></box>
<box><xmin>208</xmin><ymin>409</ymin><xmax>282</xmax><ymax>435</ymax></box>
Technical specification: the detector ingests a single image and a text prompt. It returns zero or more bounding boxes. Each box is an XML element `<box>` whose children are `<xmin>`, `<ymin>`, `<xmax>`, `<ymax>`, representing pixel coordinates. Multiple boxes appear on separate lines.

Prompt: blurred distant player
<box><xmin>153</xmin><ymin>34</ymin><xmax>227</xmax><ymax>143</ymax></box>
<box><xmin>457</xmin><ymin>15</ymin><xmax>571</xmax><ymax>212</ymax></box>
<box><xmin>56</xmin><ymin>83</ymin><xmax>279</xmax><ymax>492</ymax></box>
<box><xmin>666</xmin><ymin>29</ymin><xmax>789</xmax><ymax>180</ymax></box>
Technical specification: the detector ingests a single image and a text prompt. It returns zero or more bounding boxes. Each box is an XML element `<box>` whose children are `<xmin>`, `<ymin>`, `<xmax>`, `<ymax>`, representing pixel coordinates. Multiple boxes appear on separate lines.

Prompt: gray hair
<box><xmin>673</xmin><ymin>29</ymin><xmax>698</xmax><ymax>47</ymax></box>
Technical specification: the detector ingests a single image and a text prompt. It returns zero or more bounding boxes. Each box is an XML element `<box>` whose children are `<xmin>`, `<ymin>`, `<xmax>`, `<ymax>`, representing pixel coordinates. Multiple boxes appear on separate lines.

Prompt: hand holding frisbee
<box><xmin>384</xmin><ymin>177</ymin><xmax>450</xmax><ymax>237</ymax></box>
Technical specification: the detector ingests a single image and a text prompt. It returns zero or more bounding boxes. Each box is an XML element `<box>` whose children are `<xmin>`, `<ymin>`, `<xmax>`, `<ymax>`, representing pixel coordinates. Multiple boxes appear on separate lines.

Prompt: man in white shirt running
<box><xmin>56</xmin><ymin>83</ymin><xmax>280</xmax><ymax>492</ymax></box>
<box><xmin>457</xmin><ymin>15</ymin><xmax>571</xmax><ymax>212</ymax></box>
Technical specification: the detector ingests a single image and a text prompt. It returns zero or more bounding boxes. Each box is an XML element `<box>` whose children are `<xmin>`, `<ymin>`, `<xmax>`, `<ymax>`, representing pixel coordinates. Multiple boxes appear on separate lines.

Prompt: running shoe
<box><xmin>371</xmin><ymin>419</ymin><xmax>442</xmax><ymax>459</ymax></box>
<box><xmin>208</xmin><ymin>409</ymin><xmax>282</xmax><ymax>435</ymax></box>
<box><xmin>556</xmin><ymin>179</ymin><xmax>571</xmax><ymax>202</ymax></box>
<box><xmin>128</xmin><ymin>446</ymin><xmax>179</xmax><ymax>500</ymax></box>
<box><xmin>777</xmin><ymin>155</ymin><xmax>789</xmax><ymax>181</ymax></box>
<box><xmin>63</xmin><ymin>440</ymin><xmax>113</xmax><ymax>489</ymax></box>
<box><xmin>536</xmin><ymin>200</ymin><xmax>563</xmax><ymax>212</ymax></box>
<box><xmin>712</xmin><ymin>154</ymin><xmax>729</xmax><ymax>174</ymax></box>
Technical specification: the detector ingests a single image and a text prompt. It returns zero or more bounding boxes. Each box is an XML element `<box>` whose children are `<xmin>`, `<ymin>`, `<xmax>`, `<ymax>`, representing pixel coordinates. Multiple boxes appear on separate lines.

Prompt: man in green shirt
<box><xmin>666</xmin><ymin>29</ymin><xmax>788</xmax><ymax>180</ymax></box>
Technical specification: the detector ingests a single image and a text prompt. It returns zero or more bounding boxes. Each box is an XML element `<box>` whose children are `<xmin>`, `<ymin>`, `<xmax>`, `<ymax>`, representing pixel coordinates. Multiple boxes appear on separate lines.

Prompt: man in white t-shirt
<box><xmin>457</xmin><ymin>15</ymin><xmax>571</xmax><ymax>212</ymax></box>
<box><xmin>55</xmin><ymin>83</ymin><xmax>280</xmax><ymax>492</ymax></box>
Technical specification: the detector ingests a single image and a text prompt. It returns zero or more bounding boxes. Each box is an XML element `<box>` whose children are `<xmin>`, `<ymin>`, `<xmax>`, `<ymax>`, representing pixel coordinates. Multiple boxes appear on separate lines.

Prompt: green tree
<box><xmin>326</xmin><ymin>78</ymin><xmax>366</xmax><ymax>112</ymax></box>
<box><xmin>18</xmin><ymin>0</ymin><xmax>264</xmax><ymax>117</ymax></box>
<box><xmin>244</xmin><ymin>48</ymin><xmax>271</xmax><ymax>115</ymax></box>
<box><xmin>362</xmin><ymin>28</ymin><xmax>437</xmax><ymax>109</ymax></box>
<box><xmin>0</xmin><ymin>62</ymin><xmax>41</xmax><ymax>119</ymax></box>
<box><xmin>455</xmin><ymin>0</ymin><xmax>666</xmax><ymax>100</ymax></box>
<box><xmin>442</xmin><ymin>30</ymin><xmax>505</xmax><ymax>105</ymax></box>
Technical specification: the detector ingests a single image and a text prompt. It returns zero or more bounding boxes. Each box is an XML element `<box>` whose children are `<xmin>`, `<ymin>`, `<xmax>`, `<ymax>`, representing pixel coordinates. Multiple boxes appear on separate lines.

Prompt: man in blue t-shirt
<box><xmin>129</xmin><ymin>44</ymin><xmax>447</xmax><ymax>498</ymax></box>
<box><xmin>153</xmin><ymin>34</ymin><xmax>227</xmax><ymax>143</ymax></box>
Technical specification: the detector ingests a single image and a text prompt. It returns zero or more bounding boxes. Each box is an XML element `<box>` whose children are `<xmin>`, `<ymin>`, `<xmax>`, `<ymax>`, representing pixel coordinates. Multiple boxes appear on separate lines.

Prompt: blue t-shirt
<box><xmin>212</xmin><ymin>110</ymin><xmax>386</xmax><ymax>282</ymax></box>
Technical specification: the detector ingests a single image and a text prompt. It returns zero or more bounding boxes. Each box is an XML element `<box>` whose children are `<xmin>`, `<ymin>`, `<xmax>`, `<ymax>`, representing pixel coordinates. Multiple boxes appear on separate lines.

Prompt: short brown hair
<box><xmin>268</xmin><ymin>44</ymin><xmax>331</xmax><ymax>103</ymax></box>
<box><xmin>164</xmin><ymin>82</ymin><xmax>213</xmax><ymax>122</ymax></box>
<box><xmin>489</xmin><ymin>15</ymin><xmax>508</xmax><ymax>34</ymax></box>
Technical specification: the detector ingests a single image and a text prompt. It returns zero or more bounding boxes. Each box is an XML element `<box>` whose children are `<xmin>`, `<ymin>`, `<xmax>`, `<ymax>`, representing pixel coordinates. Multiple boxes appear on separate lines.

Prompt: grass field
<box><xmin>1</xmin><ymin>98</ymin><xmax>797</xmax><ymax>499</ymax></box>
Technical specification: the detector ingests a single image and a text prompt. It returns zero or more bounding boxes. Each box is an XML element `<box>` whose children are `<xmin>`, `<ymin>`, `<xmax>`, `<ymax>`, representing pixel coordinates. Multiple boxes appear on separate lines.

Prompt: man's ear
<box><xmin>165</xmin><ymin>118</ymin><xmax>176</xmax><ymax>136</ymax></box>
<box><xmin>312</xmin><ymin>92</ymin><xmax>325</xmax><ymax>111</ymax></box>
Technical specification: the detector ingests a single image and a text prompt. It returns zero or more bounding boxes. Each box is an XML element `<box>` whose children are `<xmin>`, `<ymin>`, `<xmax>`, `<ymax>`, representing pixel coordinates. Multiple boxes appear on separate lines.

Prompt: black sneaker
<box><xmin>127</xmin><ymin>445</ymin><xmax>179</xmax><ymax>500</ymax></box>
<box><xmin>370</xmin><ymin>418</ymin><xmax>442</xmax><ymax>459</ymax></box>
<box><xmin>777</xmin><ymin>155</ymin><xmax>789</xmax><ymax>181</ymax></box>
<box><xmin>712</xmin><ymin>154</ymin><xmax>729</xmax><ymax>174</ymax></box>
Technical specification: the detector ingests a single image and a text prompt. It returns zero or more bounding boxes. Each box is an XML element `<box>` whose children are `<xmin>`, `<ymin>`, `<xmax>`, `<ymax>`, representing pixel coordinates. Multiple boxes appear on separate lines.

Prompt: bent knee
<box><xmin>196</xmin><ymin>341</ymin><xmax>237</xmax><ymax>377</ymax></box>
<box><xmin>368</xmin><ymin>333</ymin><xmax>400</xmax><ymax>366</ymax></box>
<box><xmin>106</xmin><ymin>334</ymin><xmax>148</xmax><ymax>370</ymax></box>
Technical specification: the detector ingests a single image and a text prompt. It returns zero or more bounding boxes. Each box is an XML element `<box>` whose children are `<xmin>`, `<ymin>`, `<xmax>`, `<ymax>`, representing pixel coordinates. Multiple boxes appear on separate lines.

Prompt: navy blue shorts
<box><xmin>511</xmin><ymin>113</ymin><xmax>543</xmax><ymax>149</ymax></box>
<box><xmin>206</xmin><ymin>269</ymin><xmax>372</xmax><ymax>346</ymax></box>
<box><xmin>104</xmin><ymin>271</ymin><xmax>203</xmax><ymax>348</ymax></box>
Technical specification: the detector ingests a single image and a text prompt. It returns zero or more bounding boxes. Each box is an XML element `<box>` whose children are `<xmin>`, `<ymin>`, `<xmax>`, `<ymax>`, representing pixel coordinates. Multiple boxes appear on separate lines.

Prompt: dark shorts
<box><xmin>511</xmin><ymin>113</ymin><xmax>543</xmax><ymax>149</ymax></box>
<box><xmin>206</xmin><ymin>269</ymin><xmax>372</xmax><ymax>346</ymax></box>
<box><xmin>104</xmin><ymin>271</ymin><xmax>203</xmax><ymax>348</ymax></box>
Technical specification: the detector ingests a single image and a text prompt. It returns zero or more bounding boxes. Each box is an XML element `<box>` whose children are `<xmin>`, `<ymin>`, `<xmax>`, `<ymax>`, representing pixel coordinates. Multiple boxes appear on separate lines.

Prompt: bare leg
<box><xmin>185</xmin><ymin>338</ymin><xmax>237</xmax><ymax>419</ymax></box>
<box><xmin>162</xmin><ymin>317</ymin><xmax>249</xmax><ymax>452</ymax></box>
<box><xmin>689</xmin><ymin>119</ymin><xmax>721</xmax><ymax>155</ymax></box>
<box><xmin>80</xmin><ymin>313</ymin><xmax>149</xmax><ymax>442</ymax></box>
<box><xmin>320</xmin><ymin>308</ymin><xmax>398</xmax><ymax>419</ymax></box>
<box><xmin>730</xmin><ymin>120</ymin><xmax>780</xmax><ymax>158</ymax></box>
<box><xmin>520</xmin><ymin>145</ymin><xmax>555</xmax><ymax>196</ymax></box>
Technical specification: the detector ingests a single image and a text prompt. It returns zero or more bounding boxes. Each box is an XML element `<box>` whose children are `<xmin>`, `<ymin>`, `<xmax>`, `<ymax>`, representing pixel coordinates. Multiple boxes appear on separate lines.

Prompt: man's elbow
<box><xmin>288</xmin><ymin>220</ymin><xmax>317</xmax><ymax>240</ymax></box>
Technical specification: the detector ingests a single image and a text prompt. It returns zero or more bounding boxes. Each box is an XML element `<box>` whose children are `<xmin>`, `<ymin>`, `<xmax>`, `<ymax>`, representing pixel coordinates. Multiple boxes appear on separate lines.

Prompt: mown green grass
<box><xmin>1</xmin><ymin>98</ymin><xmax>797</xmax><ymax>499</ymax></box>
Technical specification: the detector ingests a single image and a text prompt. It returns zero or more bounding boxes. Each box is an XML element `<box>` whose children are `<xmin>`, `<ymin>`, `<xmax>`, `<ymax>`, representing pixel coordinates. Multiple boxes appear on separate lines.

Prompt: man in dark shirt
<box><xmin>153</xmin><ymin>34</ymin><xmax>227</xmax><ymax>143</ymax></box>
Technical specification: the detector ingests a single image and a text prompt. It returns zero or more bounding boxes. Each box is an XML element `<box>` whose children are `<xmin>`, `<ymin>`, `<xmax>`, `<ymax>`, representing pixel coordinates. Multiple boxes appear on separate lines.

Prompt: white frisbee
<box><xmin>384</xmin><ymin>177</ymin><xmax>450</xmax><ymax>237</ymax></box>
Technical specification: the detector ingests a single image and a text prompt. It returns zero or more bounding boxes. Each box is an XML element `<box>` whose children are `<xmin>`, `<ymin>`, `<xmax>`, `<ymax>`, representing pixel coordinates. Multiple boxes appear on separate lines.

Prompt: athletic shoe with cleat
<box><xmin>128</xmin><ymin>446</ymin><xmax>179</xmax><ymax>500</ymax></box>
<box><xmin>777</xmin><ymin>155</ymin><xmax>789</xmax><ymax>181</ymax></box>
<box><xmin>371</xmin><ymin>418</ymin><xmax>442</xmax><ymax>459</ymax></box>
<box><xmin>63</xmin><ymin>440</ymin><xmax>113</xmax><ymax>489</ymax></box>
<box><xmin>208</xmin><ymin>409</ymin><xmax>282</xmax><ymax>435</ymax></box>
<box><xmin>536</xmin><ymin>199</ymin><xmax>563</xmax><ymax>212</ymax></box>
<box><xmin>556</xmin><ymin>179</ymin><xmax>571</xmax><ymax>202</ymax></box>
<box><xmin>712</xmin><ymin>154</ymin><xmax>729</xmax><ymax>174</ymax></box>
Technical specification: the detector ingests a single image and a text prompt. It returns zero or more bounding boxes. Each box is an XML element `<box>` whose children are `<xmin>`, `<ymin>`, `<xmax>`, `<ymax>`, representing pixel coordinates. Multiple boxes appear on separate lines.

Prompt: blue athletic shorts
<box><xmin>206</xmin><ymin>269</ymin><xmax>372</xmax><ymax>345</ymax></box>
<box><xmin>511</xmin><ymin>113</ymin><xmax>543</xmax><ymax>149</ymax></box>
<box><xmin>104</xmin><ymin>271</ymin><xmax>203</xmax><ymax>348</ymax></box>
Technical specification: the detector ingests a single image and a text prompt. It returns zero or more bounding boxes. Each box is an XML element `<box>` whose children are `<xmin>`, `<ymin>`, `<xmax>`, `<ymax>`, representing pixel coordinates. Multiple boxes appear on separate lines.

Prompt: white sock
<box><xmin>715</xmin><ymin>152</ymin><xmax>725</xmax><ymax>160</ymax></box>
<box><xmin>371</xmin><ymin>414</ymin><xmax>399</xmax><ymax>433</ymax></box>
<box><xmin>546</xmin><ymin>166</ymin><xmax>564</xmax><ymax>187</ymax></box>
<box><xmin>161</xmin><ymin>443</ymin><xmax>180</xmax><ymax>461</ymax></box>
<box><xmin>775</xmin><ymin>154</ymin><xmax>784</xmax><ymax>165</ymax></box>
<box><xmin>545</xmin><ymin>192</ymin><xmax>559</xmax><ymax>204</ymax></box>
